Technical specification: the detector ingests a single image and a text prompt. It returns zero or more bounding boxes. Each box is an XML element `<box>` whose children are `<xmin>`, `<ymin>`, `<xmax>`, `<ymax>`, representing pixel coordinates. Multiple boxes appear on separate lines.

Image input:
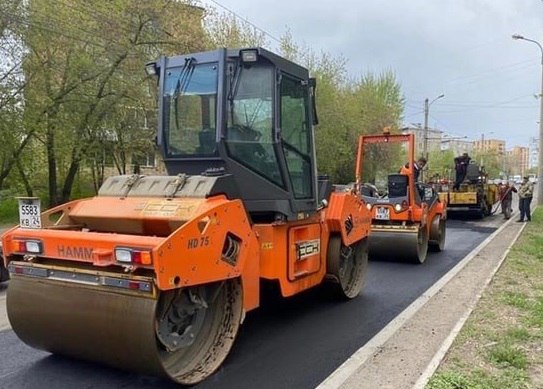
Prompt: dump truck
<box><xmin>436</xmin><ymin>161</ymin><xmax>498</xmax><ymax>218</ymax></box>
<box><xmin>355</xmin><ymin>130</ymin><xmax>447</xmax><ymax>263</ymax></box>
<box><xmin>1</xmin><ymin>48</ymin><xmax>372</xmax><ymax>385</ymax></box>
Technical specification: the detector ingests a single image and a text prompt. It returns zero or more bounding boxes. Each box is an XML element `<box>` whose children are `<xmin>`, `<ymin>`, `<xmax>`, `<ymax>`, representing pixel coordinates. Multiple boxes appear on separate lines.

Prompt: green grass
<box><xmin>500</xmin><ymin>291</ymin><xmax>530</xmax><ymax>309</ymax></box>
<box><xmin>488</xmin><ymin>343</ymin><xmax>527</xmax><ymax>369</ymax></box>
<box><xmin>429</xmin><ymin>368</ymin><xmax>531</xmax><ymax>389</ymax></box>
<box><xmin>505</xmin><ymin>328</ymin><xmax>531</xmax><ymax>342</ymax></box>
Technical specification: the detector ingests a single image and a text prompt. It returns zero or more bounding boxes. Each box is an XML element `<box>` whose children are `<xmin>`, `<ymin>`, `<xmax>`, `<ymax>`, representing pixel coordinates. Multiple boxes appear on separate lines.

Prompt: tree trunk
<box><xmin>16</xmin><ymin>158</ymin><xmax>33</xmax><ymax>197</ymax></box>
<box><xmin>61</xmin><ymin>146</ymin><xmax>81</xmax><ymax>203</ymax></box>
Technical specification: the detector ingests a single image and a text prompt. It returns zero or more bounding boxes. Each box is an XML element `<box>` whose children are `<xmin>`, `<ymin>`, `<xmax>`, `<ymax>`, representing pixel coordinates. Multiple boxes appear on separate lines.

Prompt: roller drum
<box><xmin>368</xmin><ymin>226</ymin><xmax>428</xmax><ymax>264</ymax></box>
<box><xmin>7</xmin><ymin>275</ymin><xmax>243</xmax><ymax>385</ymax></box>
<box><xmin>7</xmin><ymin>276</ymin><xmax>164</xmax><ymax>375</ymax></box>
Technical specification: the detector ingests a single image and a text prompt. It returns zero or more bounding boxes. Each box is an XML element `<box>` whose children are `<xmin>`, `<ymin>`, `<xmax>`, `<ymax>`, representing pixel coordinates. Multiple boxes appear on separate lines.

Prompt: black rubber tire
<box><xmin>411</xmin><ymin>226</ymin><xmax>429</xmax><ymax>264</ymax></box>
<box><xmin>326</xmin><ymin>236</ymin><xmax>369</xmax><ymax>299</ymax></box>
<box><xmin>157</xmin><ymin>279</ymin><xmax>244</xmax><ymax>385</ymax></box>
<box><xmin>429</xmin><ymin>216</ymin><xmax>446</xmax><ymax>252</ymax></box>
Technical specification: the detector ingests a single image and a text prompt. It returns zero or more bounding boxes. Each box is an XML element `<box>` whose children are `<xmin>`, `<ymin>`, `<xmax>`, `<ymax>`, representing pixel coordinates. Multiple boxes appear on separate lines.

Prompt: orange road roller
<box><xmin>355</xmin><ymin>130</ymin><xmax>447</xmax><ymax>264</ymax></box>
<box><xmin>1</xmin><ymin>48</ymin><xmax>371</xmax><ymax>385</ymax></box>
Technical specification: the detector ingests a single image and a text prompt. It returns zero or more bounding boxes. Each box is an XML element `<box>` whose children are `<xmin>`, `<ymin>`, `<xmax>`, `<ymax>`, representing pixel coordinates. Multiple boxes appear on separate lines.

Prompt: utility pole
<box><xmin>512</xmin><ymin>33</ymin><xmax>543</xmax><ymax>205</ymax></box>
<box><xmin>480</xmin><ymin>133</ymin><xmax>485</xmax><ymax>167</ymax></box>
<box><xmin>422</xmin><ymin>94</ymin><xmax>444</xmax><ymax>182</ymax></box>
<box><xmin>423</xmin><ymin>98</ymin><xmax>429</xmax><ymax>161</ymax></box>
<box><xmin>538</xmin><ymin>61</ymin><xmax>543</xmax><ymax>205</ymax></box>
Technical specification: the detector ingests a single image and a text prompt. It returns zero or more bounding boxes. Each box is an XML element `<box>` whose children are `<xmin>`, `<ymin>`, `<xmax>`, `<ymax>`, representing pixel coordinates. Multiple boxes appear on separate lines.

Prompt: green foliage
<box><xmin>3</xmin><ymin>0</ymin><xmax>209</xmax><ymax>206</ymax></box>
<box><xmin>277</xmin><ymin>34</ymin><xmax>404</xmax><ymax>183</ymax></box>
<box><xmin>204</xmin><ymin>8</ymin><xmax>268</xmax><ymax>48</ymax></box>
<box><xmin>0</xmin><ymin>192</ymin><xmax>19</xmax><ymax>225</ymax></box>
<box><xmin>469</xmin><ymin>150</ymin><xmax>503</xmax><ymax>178</ymax></box>
<box><xmin>427</xmin><ymin>149</ymin><xmax>455</xmax><ymax>181</ymax></box>
<box><xmin>2</xmin><ymin>0</ymin><xmax>406</xmax><ymax>203</ymax></box>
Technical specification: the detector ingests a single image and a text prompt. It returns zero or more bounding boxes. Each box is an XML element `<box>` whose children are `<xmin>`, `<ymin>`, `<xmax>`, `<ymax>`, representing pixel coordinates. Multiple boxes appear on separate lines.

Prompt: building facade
<box><xmin>507</xmin><ymin>146</ymin><xmax>530</xmax><ymax>177</ymax></box>
<box><xmin>402</xmin><ymin>126</ymin><xmax>442</xmax><ymax>157</ymax></box>
<box><xmin>473</xmin><ymin>138</ymin><xmax>506</xmax><ymax>155</ymax></box>
<box><xmin>441</xmin><ymin>139</ymin><xmax>473</xmax><ymax>156</ymax></box>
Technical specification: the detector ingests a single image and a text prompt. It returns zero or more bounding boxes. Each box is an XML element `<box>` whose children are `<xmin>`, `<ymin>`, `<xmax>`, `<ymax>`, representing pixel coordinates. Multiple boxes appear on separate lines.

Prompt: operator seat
<box><xmin>388</xmin><ymin>174</ymin><xmax>408</xmax><ymax>198</ymax></box>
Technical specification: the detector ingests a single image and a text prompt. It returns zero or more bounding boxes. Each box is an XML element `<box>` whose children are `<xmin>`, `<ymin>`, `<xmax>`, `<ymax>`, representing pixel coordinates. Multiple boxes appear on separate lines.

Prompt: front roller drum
<box><xmin>368</xmin><ymin>227</ymin><xmax>429</xmax><ymax>264</ymax></box>
<box><xmin>7</xmin><ymin>275</ymin><xmax>243</xmax><ymax>385</ymax></box>
<box><xmin>326</xmin><ymin>236</ymin><xmax>369</xmax><ymax>299</ymax></box>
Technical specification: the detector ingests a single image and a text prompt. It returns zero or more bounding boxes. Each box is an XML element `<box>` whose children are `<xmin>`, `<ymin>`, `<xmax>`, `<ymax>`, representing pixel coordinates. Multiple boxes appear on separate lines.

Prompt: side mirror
<box><xmin>309</xmin><ymin>77</ymin><xmax>318</xmax><ymax>126</ymax></box>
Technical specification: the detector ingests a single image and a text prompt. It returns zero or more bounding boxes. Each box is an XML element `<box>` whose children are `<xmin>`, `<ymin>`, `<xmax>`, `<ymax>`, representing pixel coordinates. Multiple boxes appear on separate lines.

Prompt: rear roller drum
<box><xmin>326</xmin><ymin>236</ymin><xmax>369</xmax><ymax>299</ymax></box>
<box><xmin>429</xmin><ymin>216</ymin><xmax>446</xmax><ymax>252</ymax></box>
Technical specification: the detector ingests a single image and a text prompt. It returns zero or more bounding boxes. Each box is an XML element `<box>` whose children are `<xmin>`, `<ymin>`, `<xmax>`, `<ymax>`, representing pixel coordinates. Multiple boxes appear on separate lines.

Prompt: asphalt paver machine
<box><xmin>1</xmin><ymin>48</ymin><xmax>372</xmax><ymax>385</ymax></box>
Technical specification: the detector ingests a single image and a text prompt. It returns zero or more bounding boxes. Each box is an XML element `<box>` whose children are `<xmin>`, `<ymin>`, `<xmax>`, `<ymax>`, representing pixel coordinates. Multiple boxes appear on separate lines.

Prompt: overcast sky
<box><xmin>202</xmin><ymin>0</ymin><xmax>543</xmax><ymax>149</ymax></box>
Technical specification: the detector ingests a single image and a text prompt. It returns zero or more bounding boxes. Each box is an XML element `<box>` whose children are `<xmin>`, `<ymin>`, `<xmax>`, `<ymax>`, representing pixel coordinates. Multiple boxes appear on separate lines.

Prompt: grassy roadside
<box><xmin>427</xmin><ymin>208</ymin><xmax>543</xmax><ymax>389</ymax></box>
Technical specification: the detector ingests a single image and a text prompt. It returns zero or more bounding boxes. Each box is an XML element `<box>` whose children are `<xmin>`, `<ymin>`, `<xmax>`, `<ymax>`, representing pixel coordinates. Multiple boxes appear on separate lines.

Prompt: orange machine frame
<box><xmin>2</xmin><ymin>189</ymin><xmax>369</xmax><ymax>313</ymax></box>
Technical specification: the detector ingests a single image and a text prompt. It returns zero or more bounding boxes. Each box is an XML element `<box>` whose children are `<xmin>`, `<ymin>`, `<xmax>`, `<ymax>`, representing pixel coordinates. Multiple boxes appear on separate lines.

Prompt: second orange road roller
<box><xmin>1</xmin><ymin>48</ymin><xmax>372</xmax><ymax>385</ymax></box>
<box><xmin>355</xmin><ymin>130</ymin><xmax>447</xmax><ymax>264</ymax></box>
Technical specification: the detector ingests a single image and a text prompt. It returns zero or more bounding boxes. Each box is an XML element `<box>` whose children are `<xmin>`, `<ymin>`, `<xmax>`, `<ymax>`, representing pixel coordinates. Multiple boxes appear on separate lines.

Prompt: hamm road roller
<box><xmin>355</xmin><ymin>130</ymin><xmax>446</xmax><ymax>263</ymax></box>
<box><xmin>1</xmin><ymin>48</ymin><xmax>371</xmax><ymax>385</ymax></box>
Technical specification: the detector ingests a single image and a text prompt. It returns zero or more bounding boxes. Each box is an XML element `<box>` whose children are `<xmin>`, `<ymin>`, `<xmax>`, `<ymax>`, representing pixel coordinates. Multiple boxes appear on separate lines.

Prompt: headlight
<box><xmin>366</xmin><ymin>203</ymin><xmax>372</xmax><ymax>210</ymax></box>
<box><xmin>394</xmin><ymin>203</ymin><xmax>402</xmax><ymax>212</ymax></box>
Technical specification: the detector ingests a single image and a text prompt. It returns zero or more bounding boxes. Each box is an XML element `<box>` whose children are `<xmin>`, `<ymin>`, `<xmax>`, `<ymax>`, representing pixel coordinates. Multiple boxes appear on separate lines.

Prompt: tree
<box><xmin>0</xmin><ymin>0</ymin><xmax>31</xmax><ymax>191</ymax></box>
<box><xmin>277</xmin><ymin>31</ymin><xmax>404</xmax><ymax>183</ymax></box>
<box><xmin>18</xmin><ymin>0</ymin><xmax>208</xmax><ymax>205</ymax></box>
<box><xmin>204</xmin><ymin>8</ymin><xmax>268</xmax><ymax>48</ymax></box>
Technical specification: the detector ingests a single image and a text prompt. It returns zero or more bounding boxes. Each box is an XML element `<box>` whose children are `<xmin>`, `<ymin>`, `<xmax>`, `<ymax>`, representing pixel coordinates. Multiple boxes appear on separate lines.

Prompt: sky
<box><xmin>201</xmin><ymin>0</ymin><xmax>543</xmax><ymax>149</ymax></box>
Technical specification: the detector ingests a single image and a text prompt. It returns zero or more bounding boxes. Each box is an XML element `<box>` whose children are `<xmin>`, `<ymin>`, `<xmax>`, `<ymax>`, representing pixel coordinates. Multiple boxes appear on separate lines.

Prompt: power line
<box><xmin>205</xmin><ymin>0</ymin><xmax>282</xmax><ymax>44</ymax></box>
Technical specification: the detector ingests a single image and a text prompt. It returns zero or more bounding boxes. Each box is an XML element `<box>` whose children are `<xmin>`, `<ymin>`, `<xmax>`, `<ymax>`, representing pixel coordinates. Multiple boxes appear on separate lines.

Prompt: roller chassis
<box><xmin>0</xmin><ymin>47</ymin><xmax>372</xmax><ymax>385</ymax></box>
<box><xmin>355</xmin><ymin>132</ymin><xmax>447</xmax><ymax>263</ymax></box>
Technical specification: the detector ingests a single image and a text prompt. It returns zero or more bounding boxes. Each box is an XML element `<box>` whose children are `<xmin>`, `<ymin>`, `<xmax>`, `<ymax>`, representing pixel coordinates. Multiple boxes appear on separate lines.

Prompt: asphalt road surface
<box><xmin>0</xmin><ymin>218</ymin><xmax>499</xmax><ymax>389</ymax></box>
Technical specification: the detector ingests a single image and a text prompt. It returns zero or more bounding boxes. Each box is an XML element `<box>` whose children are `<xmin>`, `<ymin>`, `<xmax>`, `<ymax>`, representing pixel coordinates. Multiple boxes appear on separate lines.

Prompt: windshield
<box><xmin>226</xmin><ymin>64</ymin><xmax>284</xmax><ymax>187</ymax></box>
<box><xmin>163</xmin><ymin>62</ymin><xmax>218</xmax><ymax>156</ymax></box>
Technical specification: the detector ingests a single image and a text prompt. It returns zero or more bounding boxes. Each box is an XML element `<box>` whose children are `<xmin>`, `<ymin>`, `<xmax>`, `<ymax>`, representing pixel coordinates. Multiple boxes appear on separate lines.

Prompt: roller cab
<box><xmin>2</xmin><ymin>47</ymin><xmax>372</xmax><ymax>385</ymax></box>
<box><xmin>355</xmin><ymin>131</ymin><xmax>447</xmax><ymax>264</ymax></box>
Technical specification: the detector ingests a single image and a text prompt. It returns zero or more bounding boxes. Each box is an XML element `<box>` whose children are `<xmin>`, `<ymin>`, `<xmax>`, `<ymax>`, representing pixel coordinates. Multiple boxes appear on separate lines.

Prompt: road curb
<box><xmin>317</xmin><ymin>215</ymin><xmax>525</xmax><ymax>389</ymax></box>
